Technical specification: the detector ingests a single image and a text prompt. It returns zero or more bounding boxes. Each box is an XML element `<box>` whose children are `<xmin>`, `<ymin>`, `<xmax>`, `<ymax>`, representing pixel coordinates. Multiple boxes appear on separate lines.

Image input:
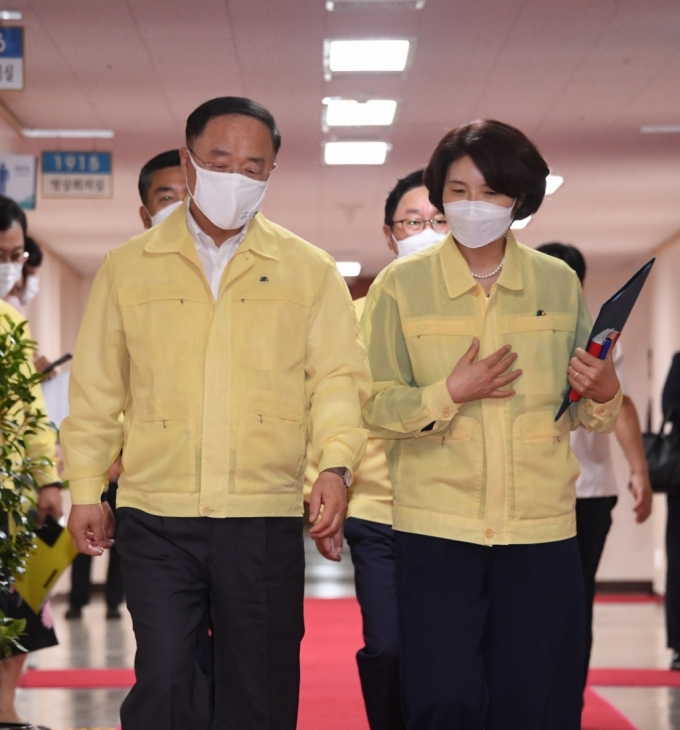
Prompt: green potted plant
<box><xmin>0</xmin><ymin>316</ymin><xmax>54</xmax><ymax>730</ymax></box>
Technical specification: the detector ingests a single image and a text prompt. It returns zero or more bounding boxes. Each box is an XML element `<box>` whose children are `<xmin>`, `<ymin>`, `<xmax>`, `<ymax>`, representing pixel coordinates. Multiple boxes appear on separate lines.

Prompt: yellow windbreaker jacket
<box><xmin>304</xmin><ymin>297</ymin><xmax>393</xmax><ymax>526</ymax></box>
<box><xmin>61</xmin><ymin>205</ymin><xmax>370</xmax><ymax>518</ymax></box>
<box><xmin>0</xmin><ymin>301</ymin><xmax>59</xmax><ymax>488</ymax></box>
<box><xmin>361</xmin><ymin>233</ymin><xmax>622</xmax><ymax>546</ymax></box>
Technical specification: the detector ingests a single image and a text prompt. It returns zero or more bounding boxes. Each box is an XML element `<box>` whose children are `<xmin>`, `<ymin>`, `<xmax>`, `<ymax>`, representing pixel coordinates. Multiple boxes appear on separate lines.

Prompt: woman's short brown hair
<box><xmin>423</xmin><ymin>119</ymin><xmax>550</xmax><ymax>222</ymax></box>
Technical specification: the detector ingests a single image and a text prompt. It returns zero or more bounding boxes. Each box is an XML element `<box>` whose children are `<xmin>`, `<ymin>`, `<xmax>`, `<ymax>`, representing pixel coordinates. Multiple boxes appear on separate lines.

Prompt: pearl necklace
<box><xmin>471</xmin><ymin>257</ymin><xmax>505</xmax><ymax>279</ymax></box>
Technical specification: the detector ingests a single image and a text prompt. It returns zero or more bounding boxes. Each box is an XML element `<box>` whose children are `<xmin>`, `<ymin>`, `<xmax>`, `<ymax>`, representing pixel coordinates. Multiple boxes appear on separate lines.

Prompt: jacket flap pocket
<box><xmin>235</xmin><ymin>286</ymin><xmax>313</xmax><ymax>308</ymax></box>
<box><xmin>403</xmin><ymin>317</ymin><xmax>477</xmax><ymax>338</ymax></box>
<box><xmin>246</xmin><ymin>391</ymin><xmax>306</xmax><ymax>422</ymax></box>
<box><xmin>498</xmin><ymin>313</ymin><xmax>574</xmax><ymax>335</ymax></box>
<box><xmin>514</xmin><ymin>411</ymin><xmax>568</xmax><ymax>443</ymax></box>
<box><xmin>133</xmin><ymin>395</ymin><xmax>192</xmax><ymax>422</ymax></box>
<box><xmin>117</xmin><ymin>287</ymin><xmax>210</xmax><ymax>306</ymax></box>
<box><xmin>449</xmin><ymin>416</ymin><xmax>476</xmax><ymax>441</ymax></box>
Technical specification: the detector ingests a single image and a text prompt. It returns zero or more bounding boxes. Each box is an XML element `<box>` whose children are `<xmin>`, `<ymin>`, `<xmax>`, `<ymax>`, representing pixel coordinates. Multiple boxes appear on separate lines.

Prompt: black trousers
<box><xmin>345</xmin><ymin>517</ymin><xmax>406</xmax><ymax>730</ymax></box>
<box><xmin>575</xmin><ymin>495</ymin><xmax>617</xmax><ymax>687</ymax></box>
<box><xmin>396</xmin><ymin>532</ymin><xmax>585</xmax><ymax>730</ymax></box>
<box><xmin>666</xmin><ymin>493</ymin><xmax>680</xmax><ymax>649</ymax></box>
<box><xmin>116</xmin><ymin>509</ymin><xmax>305</xmax><ymax>730</ymax></box>
<box><xmin>70</xmin><ymin>481</ymin><xmax>124</xmax><ymax>609</ymax></box>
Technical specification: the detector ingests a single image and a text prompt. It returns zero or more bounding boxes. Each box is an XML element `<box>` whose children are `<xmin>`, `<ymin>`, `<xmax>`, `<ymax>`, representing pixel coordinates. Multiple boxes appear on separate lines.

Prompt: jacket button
<box><xmin>472</xmin><ymin>288</ymin><xmax>480</xmax><ymax>297</ymax></box>
<box><xmin>201</xmin><ymin>507</ymin><xmax>211</xmax><ymax>516</ymax></box>
<box><xmin>485</xmin><ymin>528</ymin><xmax>494</xmax><ymax>539</ymax></box>
<box><xmin>443</xmin><ymin>409</ymin><xmax>451</xmax><ymax>418</ymax></box>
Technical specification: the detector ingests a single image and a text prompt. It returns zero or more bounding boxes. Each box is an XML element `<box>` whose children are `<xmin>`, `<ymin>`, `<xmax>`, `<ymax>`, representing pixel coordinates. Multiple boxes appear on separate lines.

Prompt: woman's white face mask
<box><xmin>188</xmin><ymin>153</ymin><xmax>269</xmax><ymax>231</ymax></box>
<box><xmin>147</xmin><ymin>199</ymin><xmax>184</xmax><ymax>227</ymax></box>
<box><xmin>393</xmin><ymin>228</ymin><xmax>447</xmax><ymax>258</ymax></box>
<box><xmin>0</xmin><ymin>262</ymin><xmax>24</xmax><ymax>299</ymax></box>
<box><xmin>443</xmin><ymin>200</ymin><xmax>515</xmax><ymax>249</ymax></box>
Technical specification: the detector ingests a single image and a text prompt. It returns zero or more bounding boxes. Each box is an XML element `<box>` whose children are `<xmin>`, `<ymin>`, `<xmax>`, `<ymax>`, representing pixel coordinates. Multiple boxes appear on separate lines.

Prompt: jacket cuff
<box><xmin>318</xmin><ymin>443</ymin><xmax>360</xmax><ymax>488</ymax></box>
<box><xmin>581</xmin><ymin>387</ymin><xmax>623</xmax><ymax>432</ymax></box>
<box><xmin>68</xmin><ymin>475</ymin><xmax>109</xmax><ymax>505</ymax></box>
<box><xmin>423</xmin><ymin>379</ymin><xmax>460</xmax><ymax>422</ymax></box>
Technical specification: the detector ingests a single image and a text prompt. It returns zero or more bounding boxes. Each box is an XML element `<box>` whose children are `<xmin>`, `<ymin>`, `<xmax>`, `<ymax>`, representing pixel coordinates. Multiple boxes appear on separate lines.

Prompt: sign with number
<box><xmin>0</xmin><ymin>27</ymin><xmax>24</xmax><ymax>90</ymax></box>
<box><xmin>0</xmin><ymin>154</ymin><xmax>37</xmax><ymax>209</ymax></box>
<box><xmin>41</xmin><ymin>152</ymin><xmax>112</xmax><ymax>199</ymax></box>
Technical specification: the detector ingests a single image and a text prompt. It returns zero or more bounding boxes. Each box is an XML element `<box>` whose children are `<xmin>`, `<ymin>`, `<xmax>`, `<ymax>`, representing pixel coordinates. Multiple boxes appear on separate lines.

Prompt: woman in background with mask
<box><xmin>360</xmin><ymin>120</ymin><xmax>622</xmax><ymax>730</ymax></box>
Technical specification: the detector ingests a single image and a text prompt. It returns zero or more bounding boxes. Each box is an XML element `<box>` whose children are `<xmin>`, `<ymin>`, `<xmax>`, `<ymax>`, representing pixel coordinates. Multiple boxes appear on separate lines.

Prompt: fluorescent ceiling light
<box><xmin>328</xmin><ymin>39</ymin><xmax>410</xmax><ymax>73</ymax></box>
<box><xmin>510</xmin><ymin>216</ymin><xmax>532</xmax><ymax>230</ymax></box>
<box><xmin>324</xmin><ymin>99</ymin><xmax>397</xmax><ymax>126</ymax></box>
<box><xmin>327</xmin><ymin>0</ymin><xmax>425</xmax><ymax>9</ymax></box>
<box><xmin>545</xmin><ymin>174</ymin><xmax>563</xmax><ymax>195</ymax></box>
<box><xmin>0</xmin><ymin>10</ymin><xmax>21</xmax><ymax>20</ymax></box>
<box><xmin>337</xmin><ymin>261</ymin><xmax>362</xmax><ymax>277</ymax></box>
<box><xmin>641</xmin><ymin>124</ymin><xmax>680</xmax><ymax>134</ymax></box>
<box><xmin>21</xmin><ymin>128</ymin><xmax>115</xmax><ymax>139</ymax></box>
<box><xmin>324</xmin><ymin>141</ymin><xmax>389</xmax><ymax>165</ymax></box>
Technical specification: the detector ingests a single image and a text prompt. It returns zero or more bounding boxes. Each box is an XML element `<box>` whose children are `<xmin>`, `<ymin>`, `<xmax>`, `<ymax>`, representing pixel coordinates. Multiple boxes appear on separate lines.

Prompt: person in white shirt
<box><xmin>537</xmin><ymin>242</ymin><xmax>653</xmax><ymax>689</ymax></box>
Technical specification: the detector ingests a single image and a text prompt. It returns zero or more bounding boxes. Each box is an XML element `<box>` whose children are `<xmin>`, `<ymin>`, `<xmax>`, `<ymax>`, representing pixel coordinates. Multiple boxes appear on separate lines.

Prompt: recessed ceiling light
<box><xmin>336</xmin><ymin>261</ymin><xmax>362</xmax><ymax>277</ymax></box>
<box><xmin>327</xmin><ymin>39</ymin><xmax>410</xmax><ymax>73</ymax></box>
<box><xmin>640</xmin><ymin>125</ymin><xmax>680</xmax><ymax>134</ymax></box>
<box><xmin>0</xmin><ymin>10</ymin><xmax>21</xmax><ymax>20</ymax></box>
<box><xmin>324</xmin><ymin>141</ymin><xmax>389</xmax><ymax>165</ymax></box>
<box><xmin>545</xmin><ymin>175</ymin><xmax>563</xmax><ymax>195</ymax></box>
<box><xmin>510</xmin><ymin>216</ymin><xmax>532</xmax><ymax>230</ymax></box>
<box><xmin>324</xmin><ymin>99</ymin><xmax>398</xmax><ymax>126</ymax></box>
<box><xmin>22</xmin><ymin>128</ymin><xmax>115</xmax><ymax>139</ymax></box>
<box><xmin>326</xmin><ymin>0</ymin><xmax>425</xmax><ymax>9</ymax></box>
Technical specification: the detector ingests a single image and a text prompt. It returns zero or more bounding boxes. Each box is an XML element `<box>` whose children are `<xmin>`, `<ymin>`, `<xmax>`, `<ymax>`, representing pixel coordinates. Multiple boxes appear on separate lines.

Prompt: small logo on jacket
<box><xmin>260</xmin><ymin>276</ymin><xmax>269</xmax><ymax>282</ymax></box>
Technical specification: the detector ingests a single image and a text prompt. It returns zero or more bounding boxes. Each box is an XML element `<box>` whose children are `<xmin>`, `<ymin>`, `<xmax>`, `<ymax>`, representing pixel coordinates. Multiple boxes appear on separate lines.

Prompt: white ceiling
<box><xmin>1</xmin><ymin>0</ymin><xmax>679</xmax><ymax>277</ymax></box>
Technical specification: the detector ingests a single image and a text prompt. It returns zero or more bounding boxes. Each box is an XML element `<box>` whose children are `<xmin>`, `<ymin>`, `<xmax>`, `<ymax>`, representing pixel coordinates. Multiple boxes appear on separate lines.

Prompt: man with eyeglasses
<box><xmin>309</xmin><ymin>170</ymin><xmax>448</xmax><ymax>730</ymax></box>
<box><xmin>62</xmin><ymin>97</ymin><xmax>370</xmax><ymax>730</ymax></box>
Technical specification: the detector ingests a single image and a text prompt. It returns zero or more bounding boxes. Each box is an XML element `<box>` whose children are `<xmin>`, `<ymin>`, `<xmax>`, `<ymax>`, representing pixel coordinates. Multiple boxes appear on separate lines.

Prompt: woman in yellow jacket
<box><xmin>360</xmin><ymin>120</ymin><xmax>622</xmax><ymax>730</ymax></box>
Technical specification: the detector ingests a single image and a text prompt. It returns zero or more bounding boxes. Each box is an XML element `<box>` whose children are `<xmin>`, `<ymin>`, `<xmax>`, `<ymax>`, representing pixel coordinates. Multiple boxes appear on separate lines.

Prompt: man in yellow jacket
<box><xmin>61</xmin><ymin>97</ymin><xmax>370</xmax><ymax>730</ymax></box>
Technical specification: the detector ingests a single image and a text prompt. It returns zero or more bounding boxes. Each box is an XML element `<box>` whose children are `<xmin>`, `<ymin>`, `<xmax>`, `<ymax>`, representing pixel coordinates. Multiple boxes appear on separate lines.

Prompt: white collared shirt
<box><xmin>186</xmin><ymin>204</ymin><xmax>249</xmax><ymax>299</ymax></box>
<box><xmin>570</xmin><ymin>346</ymin><xmax>628</xmax><ymax>498</ymax></box>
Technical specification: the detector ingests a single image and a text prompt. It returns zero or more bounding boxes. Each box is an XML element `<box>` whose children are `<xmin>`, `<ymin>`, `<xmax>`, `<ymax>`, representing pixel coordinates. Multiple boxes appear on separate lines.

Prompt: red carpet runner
<box><xmin>19</xmin><ymin>597</ymin><xmax>639</xmax><ymax>729</ymax></box>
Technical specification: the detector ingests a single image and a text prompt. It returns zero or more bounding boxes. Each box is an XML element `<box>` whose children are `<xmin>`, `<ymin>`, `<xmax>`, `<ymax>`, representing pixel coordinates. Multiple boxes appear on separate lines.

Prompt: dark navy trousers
<box><xmin>396</xmin><ymin>532</ymin><xmax>585</xmax><ymax>730</ymax></box>
<box><xmin>345</xmin><ymin>517</ymin><xmax>406</xmax><ymax>730</ymax></box>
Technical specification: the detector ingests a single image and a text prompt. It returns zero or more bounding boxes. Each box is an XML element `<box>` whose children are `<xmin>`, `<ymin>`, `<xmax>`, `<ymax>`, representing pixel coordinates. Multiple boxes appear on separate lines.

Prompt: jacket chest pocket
<box><xmin>232</xmin><ymin>287</ymin><xmax>311</xmax><ymax>371</ymax></box>
<box><xmin>402</xmin><ymin>317</ymin><xmax>477</xmax><ymax>385</ymax></box>
<box><xmin>235</xmin><ymin>390</ymin><xmax>307</xmax><ymax>493</ymax></box>
<box><xmin>498</xmin><ymin>314</ymin><xmax>575</xmax><ymax>396</ymax></box>
<box><xmin>512</xmin><ymin>411</ymin><xmax>579</xmax><ymax>520</ymax></box>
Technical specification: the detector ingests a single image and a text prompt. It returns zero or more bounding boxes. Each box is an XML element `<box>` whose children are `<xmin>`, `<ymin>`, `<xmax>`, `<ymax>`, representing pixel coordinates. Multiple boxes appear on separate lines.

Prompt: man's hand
<box><xmin>568</xmin><ymin>347</ymin><xmax>620</xmax><ymax>404</ymax></box>
<box><xmin>309</xmin><ymin>471</ymin><xmax>347</xmax><ymax>540</ymax></box>
<box><xmin>314</xmin><ymin>526</ymin><xmax>344</xmax><ymax>562</ymax></box>
<box><xmin>36</xmin><ymin>485</ymin><xmax>63</xmax><ymax>528</ymax></box>
<box><xmin>446</xmin><ymin>339</ymin><xmax>521</xmax><ymax>404</ymax></box>
<box><xmin>34</xmin><ymin>355</ymin><xmax>58</xmax><ymax>380</ymax></box>
<box><xmin>68</xmin><ymin>503</ymin><xmax>116</xmax><ymax>556</ymax></box>
<box><xmin>630</xmin><ymin>472</ymin><xmax>653</xmax><ymax>524</ymax></box>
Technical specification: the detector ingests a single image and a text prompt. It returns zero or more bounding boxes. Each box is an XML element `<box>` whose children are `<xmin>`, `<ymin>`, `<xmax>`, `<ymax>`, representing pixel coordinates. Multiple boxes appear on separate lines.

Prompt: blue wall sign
<box><xmin>0</xmin><ymin>27</ymin><xmax>24</xmax><ymax>90</ymax></box>
<box><xmin>41</xmin><ymin>152</ymin><xmax>112</xmax><ymax>198</ymax></box>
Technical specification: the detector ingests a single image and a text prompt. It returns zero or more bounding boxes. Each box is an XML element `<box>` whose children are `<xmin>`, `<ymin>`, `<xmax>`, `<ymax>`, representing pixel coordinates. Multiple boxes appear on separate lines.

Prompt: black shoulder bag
<box><xmin>643</xmin><ymin>406</ymin><xmax>680</xmax><ymax>494</ymax></box>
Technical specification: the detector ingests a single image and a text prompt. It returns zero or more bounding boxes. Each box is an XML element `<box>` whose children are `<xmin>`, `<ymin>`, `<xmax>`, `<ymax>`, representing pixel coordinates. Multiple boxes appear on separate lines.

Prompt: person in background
<box><xmin>138</xmin><ymin>149</ymin><xmax>187</xmax><ymax>230</ymax></box>
<box><xmin>310</xmin><ymin>169</ymin><xmax>448</xmax><ymax>730</ymax></box>
<box><xmin>66</xmin><ymin>457</ymin><xmax>124</xmax><ymax>620</ymax></box>
<box><xmin>661</xmin><ymin>352</ymin><xmax>680</xmax><ymax>668</ymax></box>
<box><xmin>537</xmin><ymin>242</ymin><xmax>653</xmax><ymax>687</ymax></box>
<box><xmin>361</xmin><ymin>120</ymin><xmax>622</xmax><ymax>730</ymax></box>
<box><xmin>0</xmin><ymin>195</ymin><xmax>63</xmax><ymax>727</ymax></box>
<box><xmin>62</xmin><ymin>97</ymin><xmax>370</xmax><ymax>730</ymax></box>
<box><xmin>4</xmin><ymin>235</ymin><xmax>43</xmax><ymax>315</ymax></box>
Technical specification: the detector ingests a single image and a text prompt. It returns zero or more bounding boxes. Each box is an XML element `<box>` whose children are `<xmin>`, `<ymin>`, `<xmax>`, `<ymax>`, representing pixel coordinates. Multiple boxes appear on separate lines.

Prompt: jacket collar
<box><xmin>439</xmin><ymin>230</ymin><xmax>523</xmax><ymax>299</ymax></box>
<box><xmin>143</xmin><ymin>199</ymin><xmax>280</xmax><ymax>262</ymax></box>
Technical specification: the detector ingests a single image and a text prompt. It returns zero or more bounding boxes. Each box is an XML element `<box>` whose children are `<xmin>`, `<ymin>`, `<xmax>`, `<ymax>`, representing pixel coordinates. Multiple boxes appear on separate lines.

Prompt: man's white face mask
<box><xmin>0</xmin><ymin>262</ymin><xmax>24</xmax><ymax>299</ymax></box>
<box><xmin>443</xmin><ymin>200</ymin><xmax>515</xmax><ymax>249</ymax></box>
<box><xmin>188</xmin><ymin>153</ymin><xmax>268</xmax><ymax>230</ymax></box>
<box><xmin>392</xmin><ymin>228</ymin><xmax>447</xmax><ymax>258</ymax></box>
<box><xmin>19</xmin><ymin>274</ymin><xmax>40</xmax><ymax>305</ymax></box>
<box><xmin>147</xmin><ymin>199</ymin><xmax>184</xmax><ymax>228</ymax></box>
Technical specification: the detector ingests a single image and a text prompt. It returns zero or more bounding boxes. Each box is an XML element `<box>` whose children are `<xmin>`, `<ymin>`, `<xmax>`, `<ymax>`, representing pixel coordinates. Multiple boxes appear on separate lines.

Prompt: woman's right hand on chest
<box><xmin>446</xmin><ymin>338</ymin><xmax>522</xmax><ymax>404</ymax></box>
